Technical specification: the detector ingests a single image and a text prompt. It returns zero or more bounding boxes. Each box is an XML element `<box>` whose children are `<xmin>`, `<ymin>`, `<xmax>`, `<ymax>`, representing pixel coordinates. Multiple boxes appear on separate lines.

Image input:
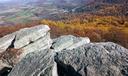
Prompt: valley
<box><xmin>0</xmin><ymin>3</ymin><xmax>69</xmax><ymax>25</ymax></box>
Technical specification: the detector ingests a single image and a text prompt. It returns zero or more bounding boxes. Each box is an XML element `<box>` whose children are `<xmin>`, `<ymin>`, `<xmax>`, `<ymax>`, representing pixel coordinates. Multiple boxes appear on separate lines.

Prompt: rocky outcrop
<box><xmin>8</xmin><ymin>34</ymin><xmax>90</xmax><ymax>76</ymax></box>
<box><xmin>8</xmin><ymin>42</ymin><xmax>128</xmax><ymax>76</ymax></box>
<box><xmin>0</xmin><ymin>25</ymin><xmax>52</xmax><ymax>73</ymax></box>
<box><xmin>0</xmin><ymin>25</ymin><xmax>128</xmax><ymax>76</ymax></box>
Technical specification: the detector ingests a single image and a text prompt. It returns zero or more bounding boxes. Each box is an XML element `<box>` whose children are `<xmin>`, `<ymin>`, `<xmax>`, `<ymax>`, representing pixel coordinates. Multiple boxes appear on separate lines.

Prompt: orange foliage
<box><xmin>41</xmin><ymin>16</ymin><xmax>128</xmax><ymax>48</ymax></box>
<box><xmin>0</xmin><ymin>15</ymin><xmax>128</xmax><ymax>48</ymax></box>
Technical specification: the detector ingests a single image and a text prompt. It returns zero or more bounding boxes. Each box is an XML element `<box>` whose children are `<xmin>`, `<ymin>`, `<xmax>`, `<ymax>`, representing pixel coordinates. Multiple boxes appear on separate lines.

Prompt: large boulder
<box><xmin>14</xmin><ymin>25</ymin><xmax>50</xmax><ymax>49</ymax></box>
<box><xmin>8</xmin><ymin>42</ymin><xmax>128</xmax><ymax>76</ymax></box>
<box><xmin>8</xmin><ymin>49</ymin><xmax>56</xmax><ymax>76</ymax></box>
<box><xmin>55</xmin><ymin>42</ymin><xmax>128</xmax><ymax>76</ymax></box>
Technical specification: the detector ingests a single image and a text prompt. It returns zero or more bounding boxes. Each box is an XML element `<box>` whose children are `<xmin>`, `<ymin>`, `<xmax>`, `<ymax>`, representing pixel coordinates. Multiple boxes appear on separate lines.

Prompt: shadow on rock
<box><xmin>56</xmin><ymin>60</ymin><xmax>82</xmax><ymax>76</ymax></box>
<box><xmin>0</xmin><ymin>67</ymin><xmax>12</xmax><ymax>76</ymax></box>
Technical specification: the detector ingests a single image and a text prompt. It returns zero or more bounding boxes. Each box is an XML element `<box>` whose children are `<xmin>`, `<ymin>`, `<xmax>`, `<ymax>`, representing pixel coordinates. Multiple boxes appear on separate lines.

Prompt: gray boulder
<box><xmin>19</xmin><ymin>32</ymin><xmax>52</xmax><ymax>61</ymax></box>
<box><xmin>55</xmin><ymin>42</ymin><xmax>128</xmax><ymax>76</ymax></box>
<box><xmin>66</xmin><ymin>37</ymin><xmax>90</xmax><ymax>50</ymax></box>
<box><xmin>14</xmin><ymin>25</ymin><xmax>50</xmax><ymax>49</ymax></box>
<box><xmin>52</xmin><ymin>35</ymin><xmax>90</xmax><ymax>52</ymax></box>
<box><xmin>8</xmin><ymin>49</ymin><xmax>56</xmax><ymax>76</ymax></box>
<box><xmin>8</xmin><ymin>42</ymin><xmax>128</xmax><ymax>76</ymax></box>
<box><xmin>52</xmin><ymin>35</ymin><xmax>74</xmax><ymax>52</ymax></box>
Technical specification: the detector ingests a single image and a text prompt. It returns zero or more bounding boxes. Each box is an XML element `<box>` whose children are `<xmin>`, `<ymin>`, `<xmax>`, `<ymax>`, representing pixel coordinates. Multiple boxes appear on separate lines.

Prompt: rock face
<box><xmin>19</xmin><ymin>32</ymin><xmax>52</xmax><ymax>60</ymax></box>
<box><xmin>8</xmin><ymin>42</ymin><xmax>128</xmax><ymax>76</ymax></box>
<box><xmin>8</xmin><ymin>49</ymin><xmax>56</xmax><ymax>76</ymax></box>
<box><xmin>55</xmin><ymin>42</ymin><xmax>128</xmax><ymax>76</ymax></box>
<box><xmin>0</xmin><ymin>25</ymin><xmax>128</xmax><ymax>76</ymax></box>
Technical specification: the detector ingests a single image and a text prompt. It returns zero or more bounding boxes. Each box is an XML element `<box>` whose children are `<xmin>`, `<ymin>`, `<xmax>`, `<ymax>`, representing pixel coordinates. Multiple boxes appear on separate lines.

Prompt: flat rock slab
<box><xmin>66</xmin><ymin>37</ymin><xmax>90</xmax><ymax>50</ymax></box>
<box><xmin>20</xmin><ymin>33</ymin><xmax>52</xmax><ymax>60</ymax></box>
<box><xmin>14</xmin><ymin>25</ymin><xmax>50</xmax><ymax>49</ymax></box>
<box><xmin>52</xmin><ymin>35</ymin><xmax>74</xmax><ymax>52</ymax></box>
<box><xmin>52</xmin><ymin>35</ymin><xmax>90</xmax><ymax>52</ymax></box>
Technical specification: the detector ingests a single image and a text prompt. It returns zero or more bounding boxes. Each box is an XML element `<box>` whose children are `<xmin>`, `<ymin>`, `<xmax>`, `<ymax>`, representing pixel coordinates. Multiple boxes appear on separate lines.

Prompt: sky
<box><xmin>0</xmin><ymin>0</ymin><xmax>12</xmax><ymax>2</ymax></box>
<box><xmin>0</xmin><ymin>0</ymin><xmax>22</xmax><ymax>3</ymax></box>
<box><xmin>0</xmin><ymin>0</ymin><xmax>11</xmax><ymax>1</ymax></box>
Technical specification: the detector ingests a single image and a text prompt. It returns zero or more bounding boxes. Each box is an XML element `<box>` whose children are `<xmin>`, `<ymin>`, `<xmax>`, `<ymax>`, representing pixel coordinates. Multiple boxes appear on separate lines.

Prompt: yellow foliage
<box><xmin>41</xmin><ymin>16</ymin><xmax>128</xmax><ymax>48</ymax></box>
